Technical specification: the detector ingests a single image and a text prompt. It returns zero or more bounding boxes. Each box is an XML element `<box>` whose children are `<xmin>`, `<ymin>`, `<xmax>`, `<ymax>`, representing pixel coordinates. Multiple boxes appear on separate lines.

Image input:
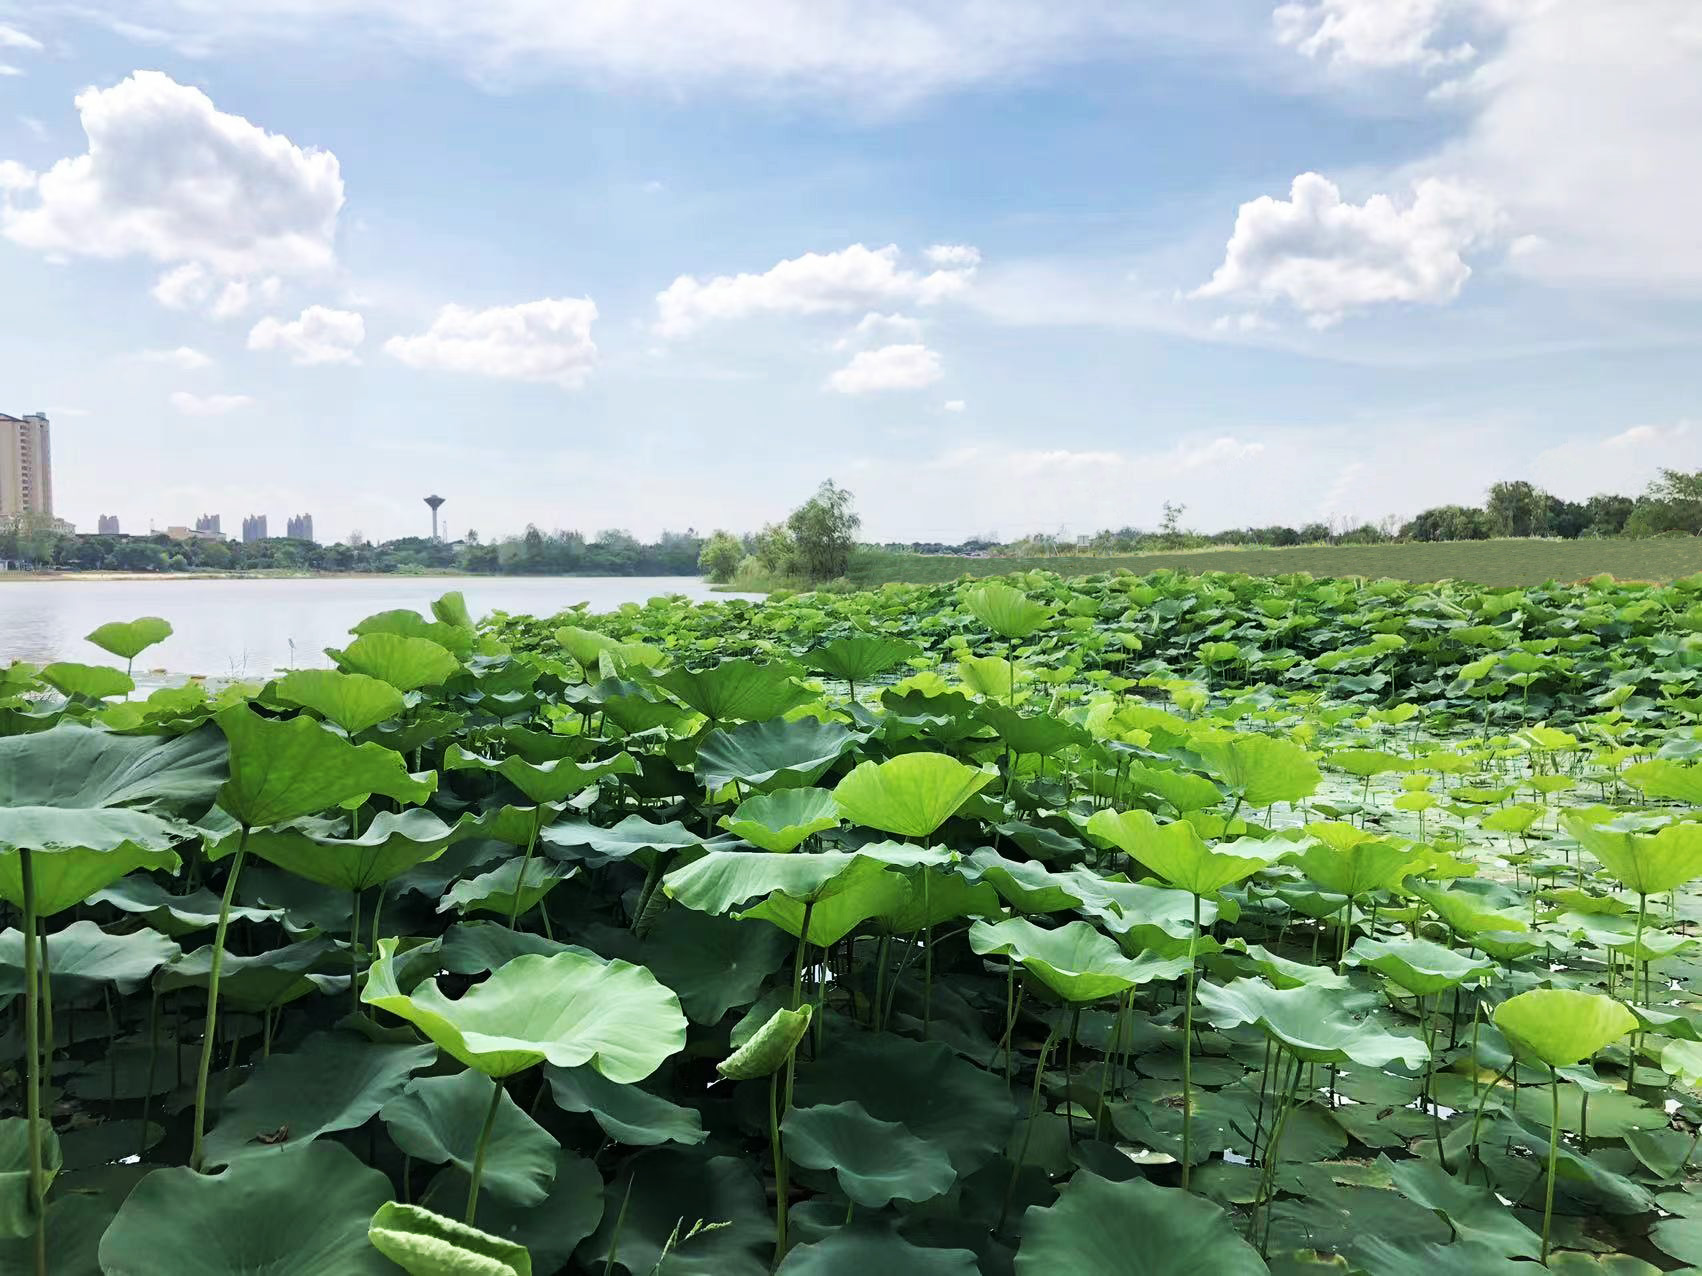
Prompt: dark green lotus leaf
<box><xmin>1014</xmin><ymin>1171</ymin><xmax>1269</xmax><ymax>1274</ymax></box>
<box><xmin>969</xmin><ymin>917</ymin><xmax>1190</xmax><ymax>1001</ymax></box>
<box><xmin>576</xmin><ymin>909</ymin><xmax>791</xmax><ymax>1023</ymax></box>
<box><xmin>203</xmin><ymin>1030</ymin><xmax>437</xmax><ymax>1169</ymax></box>
<box><xmin>222</xmin><ymin>808</ymin><xmax>471</xmax><ymax>890</ymax></box>
<box><xmin>445</xmin><ymin>745</ymin><xmax>637</xmax><ymax>805</ymax></box>
<box><xmin>833</xmin><ymin>754</ymin><xmax>996</xmax><ymax>838</ymax></box>
<box><xmin>0</xmin><ymin>1164</ymin><xmax>138</xmax><ymax>1274</ymax></box>
<box><xmin>97</xmin><ymin>1140</ymin><xmax>395</xmax><ymax>1275</ymax></box>
<box><xmin>1381</xmin><ymin>1155</ymin><xmax>1542</xmax><ymax>1258</ymax></box>
<box><xmin>651</xmin><ymin>658</ymin><xmax>813</xmax><ymax>723</ymax></box>
<box><xmin>695</xmin><ymin>718</ymin><xmax>854</xmax><ymax>791</ymax></box>
<box><xmin>0</xmin><ymin>720</ymin><xmax>226</xmax><ymax>816</ymax></box>
<box><xmin>803</xmin><ymin>633</ymin><xmax>922</xmax><ymax>684</ymax></box>
<box><xmin>439</xmin><ymin>922</ymin><xmax>579</xmax><ymax>975</ymax></box>
<box><xmin>1195</xmin><ymin>978</ymin><xmax>1427</xmax><ymax>1067</ymax></box>
<box><xmin>86</xmin><ymin>616</ymin><xmax>173</xmax><ymax>662</ymax></box>
<box><xmin>977</xmin><ymin>704</ymin><xmax>1089</xmax><ymax>757</ymax></box>
<box><xmin>0</xmin><ymin>840</ymin><xmax>181</xmax><ymax>916</ymax></box>
<box><xmin>382</xmin><ymin>1070</ymin><xmax>559</xmax><ymax>1206</ymax></box>
<box><xmin>364</xmin><ymin>940</ymin><xmax>687</xmax><ymax>1080</ymax></box>
<box><xmin>1192</xmin><ymin>733</ymin><xmax>1320</xmax><ymax>808</ymax></box>
<box><xmin>160</xmin><ymin>935</ymin><xmax>344</xmax><ymax>1011</ymax></box>
<box><xmin>439</xmin><ymin>856</ymin><xmax>574</xmax><ymax>918</ymax></box>
<box><xmin>40</xmin><ymin>661</ymin><xmax>134</xmax><ymax>700</ymax></box>
<box><xmin>327</xmin><ymin>631</ymin><xmax>460</xmax><ymax>691</ymax></box>
<box><xmin>369</xmin><ymin>1201</ymin><xmax>532</xmax><ymax>1276</ymax></box>
<box><xmin>795</xmin><ymin>1026</ymin><xmax>1012</xmax><ymax>1177</ymax></box>
<box><xmin>216</xmin><ymin>706</ymin><xmax>435</xmax><ymax>828</ymax></box>
<box><xmin>776</xmin><ymin>1221</ymin><xmax>979</xmax><ymax>1275</ymax></box>
<box><xmin>719</xmin><ymin>787</ymin><xmax>840</xmax><ymax>852</ymax></box>
<box><xmin>1345</xmin><ymin>936</ymin><xmax>1497</xmax><ymax>996</ymax></box>
<box><xmin>545</xmin><ymin>1064</ymin><xmax>706</xmax><ymax>1146</ymax></box>
<box><xmin>421</xmin><ymin>1148</ymin><xmax>603</xmax><ymax>1275</ymax></box>
<box><xmin>541</xmin><ymin>814</ymin><xmax>737</xmax><ymax>868</ymax></box>
<box><xmin>0</xmin><ymin>921</ymin><xmax>179</xmax><ymax>1001</ymax></box>
<box><xmin>271</xmin><ymin>669</ymin><xmax>407</xmax><ymax>734</ymax></box>
<box><xmin>782</xmin><ymin>1101</ymin><xmax>955</xmax><ymax>1207</ymax></box>
<box><xmin>581</xmin><ymin>1150</ymin><xmax>770</xmax><ymax>1276</ymax></box>
<box><xmin>0</xmin><ymin>1117</ymin><xmax>60</xmax><ymax>1239</ymax></box>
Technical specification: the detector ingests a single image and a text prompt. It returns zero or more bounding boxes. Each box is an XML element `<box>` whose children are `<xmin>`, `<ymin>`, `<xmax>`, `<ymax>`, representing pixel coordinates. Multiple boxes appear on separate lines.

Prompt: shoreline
<box><xmin>0</xmin><ymin>570</ymin><xmax>714</xmax><ymax>584</ymax></box>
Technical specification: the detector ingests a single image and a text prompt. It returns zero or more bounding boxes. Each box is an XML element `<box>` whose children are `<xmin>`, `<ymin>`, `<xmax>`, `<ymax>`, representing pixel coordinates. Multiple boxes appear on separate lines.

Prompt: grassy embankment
<box><xmin>843</xmin><ymin>537</ymin><xmax>1702</xmax><ymax>589</ymax></box>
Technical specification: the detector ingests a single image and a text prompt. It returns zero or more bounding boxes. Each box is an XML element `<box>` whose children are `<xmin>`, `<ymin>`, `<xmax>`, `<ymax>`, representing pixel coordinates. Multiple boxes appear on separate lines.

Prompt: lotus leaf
<box><xmin>1195</xmin><ymin>977</ymin><xmax>1428</xmax><ymax>1067</ymax></box>
<box><xmin>1493</xmin><ymin>989</ymin><xmax>1636</xmax><ymax>1067</ymax></box>
<box><xmin>271</xmin><ymin>669</ymin><xmax>406</xmax><ymax>734</ymax></box>
<box><xmin>969</xmin><ymin>917</ymin><xmax>1191</xmax><ymax>1001</ymax></box>
<box><xmin>382</xmin><ymin>1070</ymin><xmax>559</xmax><ymax>1205</ymax></box>
<box><xmin>781</xmin><ymin>1101</ymin><xmax>955</xmax><ymax>1207</ymax></box>
<box><xmin>369</xmin><ymin>1202</ymin><xmax>532</xmax><ymax>1276</ymax></box>
<box><xmin>217</xmin><ymin>706</ymin><xmax>435</xmax><ymax>827</ymax></box>
<box><xmin>1014</xmin><ymin>1171</ymin><xmax>1269</xmax><ymax>1274</ymax></box>
<box><xmin>719</xmin><ymin>787</ymin><xmax>840</xmax><ymax>851</ymax></box>
<box><xmin>833</xmin><ymin>753</ymin><xmax>996</xmax><ymax>837</ymax></box>
<box><xmin>85</xmin><ymin>617</ymin><xmax>173</xmax><ymax>662</ymax></box>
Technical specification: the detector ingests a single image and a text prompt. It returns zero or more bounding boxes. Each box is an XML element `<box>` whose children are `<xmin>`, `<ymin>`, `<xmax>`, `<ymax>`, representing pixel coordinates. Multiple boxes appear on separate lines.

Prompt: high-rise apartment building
<box><xmin>195</xmin><ymin>513</ymin><xmax>222</xmax><ymax>535</ymax></box>
<box><xmin>286</xmin><ymin>513</ymin><xmax>314</xmax><ymax>541</ymax></box>
<box><xmin>98</xmin><ymin>514</ymin><xmax>120</xmax><ymax>535</ymax></box>
<box><xmin>242</xmin><ymin>514</ymin><xmax>268</xmax><ymax>542</ymax></box>
<box><xmin>0</xmin><ymin>412</ymin><xmax>52</xmax><ymax>518</ymax></box>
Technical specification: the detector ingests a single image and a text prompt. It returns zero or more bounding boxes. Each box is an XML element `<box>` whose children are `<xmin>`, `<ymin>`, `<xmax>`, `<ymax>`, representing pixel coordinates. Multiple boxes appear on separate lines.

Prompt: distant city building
<box><xmin>242</xmin><ymin>514</ymin><xmax>268</xmax><ymax>542</ymax></box>
<box><xmin>98</xmin><ymin>514</ymin><xmax>120</xmax><ymax>535</ymax></box>
<box><xmin>195</xmin><ymin>513</ymin><xmax>222</xmax><ymax>535</ymax></box>
<box><xmin>0</xmin><ymin>411</ymin><xmax>52</xmax><ymax>519</ymax></box>
<box><xmin>286</xmin><ymin>512</ymin><xmax>314</xmax><ymax>541</ymax></box>
<box><xmin>165</xmin><ymin>525</ymin><xmax>225</xmax><ymax>542</ymax></box>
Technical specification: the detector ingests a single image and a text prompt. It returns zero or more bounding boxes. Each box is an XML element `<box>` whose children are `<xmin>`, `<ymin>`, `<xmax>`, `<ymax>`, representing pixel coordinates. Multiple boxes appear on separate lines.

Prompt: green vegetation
<box><xmin>2</xmin><ymin>566</ymin><xmax>1701</xmax><ymax>1274</ymax></box>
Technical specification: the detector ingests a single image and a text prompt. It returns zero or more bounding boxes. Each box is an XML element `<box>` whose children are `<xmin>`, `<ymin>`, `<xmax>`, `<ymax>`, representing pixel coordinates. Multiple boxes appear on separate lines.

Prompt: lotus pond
<box><xmin>2</xmin><ymin>567</ymin><xmax>1701</xmax><ymax>1274</ymax></box>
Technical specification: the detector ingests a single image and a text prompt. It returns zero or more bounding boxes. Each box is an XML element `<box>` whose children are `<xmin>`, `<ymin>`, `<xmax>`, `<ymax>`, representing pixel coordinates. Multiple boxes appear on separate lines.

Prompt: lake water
<box><xmin>0</xmin><ymin>575</ymin><xmax>756</xmax><ymax>682</ymax></box>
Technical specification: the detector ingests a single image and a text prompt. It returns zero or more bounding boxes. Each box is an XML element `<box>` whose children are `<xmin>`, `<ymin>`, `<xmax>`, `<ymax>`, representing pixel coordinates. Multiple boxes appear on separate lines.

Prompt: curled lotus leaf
<box><xmin>1194</xmin><ymin>977</ymin><xmax>1428</xmax><ymax>1068</ymax></box>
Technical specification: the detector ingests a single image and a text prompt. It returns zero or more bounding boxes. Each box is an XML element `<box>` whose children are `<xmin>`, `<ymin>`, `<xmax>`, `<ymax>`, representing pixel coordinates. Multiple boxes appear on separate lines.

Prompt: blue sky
<box><xmin>1</xmin><ymin>1</ymin><xmax>1697</xmax><ymax>544</ymax></box>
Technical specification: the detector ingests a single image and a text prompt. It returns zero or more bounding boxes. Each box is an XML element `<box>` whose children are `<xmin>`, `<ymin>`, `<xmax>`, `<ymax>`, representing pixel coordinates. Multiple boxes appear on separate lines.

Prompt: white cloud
<box><xmin>1194</xmin><ymin>172</ymin><xmax>1501</xmax><ymax>323</ymax></box>
<box><xmin>0</xmin><ymin>25</ymin><xmax>41</xmax><ymax>51</ymax></box>
<box><xmin>170</xmin><ymin>390</ymin><xmax>254</xmax><ymax>415</ymax></box>
<box><xmin>826</xmin><ymin>342</ymin><xmax>943</xmax><ymax>394</ymax></box>
<box><xmin>2</xmin><ymin>71</ymin><xmax>344</xmax><ymax>278</ymax></box>
<box><xmin>0</xmin><ymin>160</ymin><xmax>34</xmax><ymax>191</ymax></box>
<box><xmin>0</xmin><ymin>65</ymin><xmax>22</xmax><ymax>78</ymax></box>
<box><xmin>385</xmin><ymin>297</ymin><xmax>599</xmax><ymax>388</ymax></box>
<box><xmin>18</xmin><ymin>116</ymin><xmax>47</xmax><ymax>140</ymax></box>
<box><xmin>656</xmin><ymin>243</ymin><xmax>976</xmax><ymax>337</ymax></box>
<box><xmin>248</xmin><ymin>305</ymin><xmax>366</xmax><ymax>365</ymax></box>
<box><xmin>1273</xmin><ymin>0</ymin><xmax>1474</xmax><ymax>69</ymax></box>
<box><xmin>926</xmin><ymin>244</ymin><xmax>982</xmax><ymax>268</ymax></box>
<box><xmin>139</xmin><ymin>346</ymin><xmax>213</xmax><ymax>370</ymax></box>
<box><xmin>943</xmin><ymin>399</ymin><xmax>967</xmax><ymax>412</ymax></box>
<box><xmin>151</xmin><ymin>262</ymin><xmax>209</xmax><ymax>309</ymax></box>
<box><xmin>834</xmin><ymin>311</ymin><xmax>924</xmax><ymax>350</ymax></box>
<box><xmin>1530</xmin><ymin>421</ymin><xmax>1699</xmax><ymax>497</ymax></box>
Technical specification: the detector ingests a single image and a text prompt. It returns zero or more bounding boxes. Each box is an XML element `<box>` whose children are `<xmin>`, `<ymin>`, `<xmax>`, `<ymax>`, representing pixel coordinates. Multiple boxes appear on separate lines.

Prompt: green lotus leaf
<box><xmin>545</xmin><ymin>1064</ymin><xmax>707</xmax><ymax>1146</ymax></box>
<box><xmin>272</xmin><ymin>669</ymin><xmax>406</xmax><ymax>734</ymax></box>
<box><xmin>541</xmin><ymin>814</ymin><xmax>736</xmax><ymax>867</ymax></box>
<box><xmin>833</xmin><ymin>753</ymin><xmax>996</xmax><ymax>838</ymax></box>
<box><xmin>85</xmin><ymin>616</ymin><xmax>173</xmax><ymax>662</ymax></box>
<box><xmin>382</xmin><ymin>1071</ymin><xmax>559</xmax><ymax>1207</ymax></box>
<box><xmin>439</xmin><ymin>856</ymin><xmax>574</xmax><ymax>918</ymax></box>
<box><xmin>581</xmin><ymin>1150</ymin><xmax>770</xmax><ymax>1276</ymax></box>
<box><xmin>0</xmin><ymin>720</ymin><xmax>226</xmax><ymax>816</ymax></box>
<box><xmin>782</xmin><ymin>1101</ymin><xmax>955</xmax><ymax>1207</ymax></box>
<box><xmin>1125</xmin><ymin>764</ymin><xmax>1225</xmax><ymax>814</ymax></box>
<box><xmin>1192</xmin><ymin>733</ymin><xmax>1320</xmax><ymax>808</ymax></box>
<box><xmin>977</xmin><ymin>704</ymin><xmax>1089</xmax><ymax>757</ymax></box>
<box><xmin>717</xmin><ymin>1005</ymin><xmax>812</xmax><ymax>1080</ymax></box>
<box><xmin>663</xmin><ymin>846</ymin><xmax>948</xmax><ymax>920</ymax></box>
<box><xmin>651</xmin><ymin>658</ymin><xmax>813</xmax><ymax>723</ymax></box>
<box><xmin>98</xmin><ymin>1140</ymin><xmax>395</xmax><ymax>1275</ymax></box>
<box><xmin>1381</xmin><ymin>1155</ymin><xmax>1542</xmax><ymax>1258</ymax></box>
<box><xmin>1493</xmin><ymin>988</ymin><xmax>1636</xmax><ymax>1067</ymax></box>
<box><xmin>369</xmin><ymin>1202</ymin><xmax>532</xmax><ymax>1276</ymax></box>
<box><xmin>0</xmin><ymin>921</ymin><xmax>179</xmax><ymax>1001</ymax></box>
<box><xmin>963</xmin><ymin>581</ymin><xmax>1052</xmax><ymax>640</ymax></box>
<box><xmin>92</xmin><ymin>876</ymin><xmax>283</xmax><ymax>936</ymax></box>
<box><xmin>162</xmin><ymin>936</ymin><xmax>344</xmax><ymax>1012</ymax></box>
<box><xmin>775</xmin><ymin>1222</ymin><xmax>979</xmax><ymax>1275</ymax></box>
<box><xmin>444</xmin><ymin>745</ymin><xmax>636</xmax><ymax>805</ymax></box>
<box><xmin>1329</xmin><ymin>748</ymin><xmax>1412</xmax><ymax>778</ymax></box>
<box><xmin>363</xmin><ymin>940</ymin><xmax>687</xmax><ymax>1080</ymax></box>
<box><xmin>1014</xmin><ymin>1171</ymin><xmax>1269</xmax><ymax>1275</ymax></box>
<box><xmin>969</xmin><ymin>917</ymin><xmax>1191</xmax><ymax>1002</ymax></box>
<box><xmin>1409</xmin><ymin>883</ymin><xmax>1529</xmax><ymax>938</ymax></box>
<box><xmin>420</xmin><ymin>1148</ymin><xmax>602</xmax><ymax>1276</ymax></box>
<box><xmin>40</xmin><ymin>661</ymin><xmax>134</xmax><ymax>700</ymax></box>
<box><xmin>327</xmin><ymin>631</ymin><xmax>460</xmax><ymax>691</ymax></box>
<box><xmin>1195</xmin><ymin>977</ymin><xmax>1428</xmax><ymax>1067</ymax></box>
<box><xmin>1623</xmin><ymin>759</ymin><xmax>1702</xmax><ymax>806</ymax></box>
<box><xmin>1562</xmin><ymin>814</ymin><xmax>1702</xmax><ymax>896</ymax></box>
<box><xmin>0</xmin><ymin>1118</ymin><xmax>60</xmax><ymax>1240</ymax></box>
<box><xmin>719</xmin><ymin>787</ymin><xmax>840</xmax><ymax>852</ymax></box>
<box><xmin>1086</xmin><ymin>808</ymin><xmax>1277</xmax><ymax>896</ymax></box>
<box><xmin>959</xmin><ymin>849</ymin><xmax>1091</xmax><ymax>914</ymax></box>
<box><xmin>736</xmin><ymin>859</ymin><xmax>982</xmax><ymax>946</ymax></box>
<box><xmin>1236</xmin><ymin>941</ymin><xmax>1351</xmax><ymax>989</ymax></box>
<box><xmin>216</xmin><ymin>706</ymin><xmax>435</xmax><ymax>828</ymax></box>
<box><xmin>804</xmin><ymin>633</ymin><xmax>922</xmax><ymax>684</ymax></box>
<box><xmin>695</xmin><ymin>718</ymin><xmax>854</xmax><ymax>791</ymax></box>
<box><xmin>203</xmin><ymin>1030</ymin><xmax>437</xmax><ymax>1169</ymax></box>
<box><xmin>576</xmin><ymin>909</ymin><xmax>791</xmax><ymax>1024</ymax></box>
<box><xmin>1346</xmin><ymin>936</ymin><xmax>1497</xmax><ymax>996</ymax></box>
<box><xmin>218</xmin><ymin>808</ymin><xmax>468</xmax><ymax>890</ymax></box>
<box><xmin>1288</xmin><ymin>839</ymin><xmax>1427</xmax><ymax>898</ymax></box>
<box><xmin>352</xmin><ymin>607</ymin><xmax>475</xmax><ymax>657</ymax></box>
<box><xmin>0</xmin><ymin>840</ymin><xmax>180</xmax><ymax>916</ymax></box>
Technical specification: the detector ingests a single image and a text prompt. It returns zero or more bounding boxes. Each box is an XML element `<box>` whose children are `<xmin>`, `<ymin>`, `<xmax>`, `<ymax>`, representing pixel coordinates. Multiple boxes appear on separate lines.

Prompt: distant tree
<box><xmin>699</xmin><ymin>530</ymin><xmax>743</xmax><ymax>583</ymax></box>
<box><xmin>752</xmin><ymin>522</ymin><xmax>799</xmax><ymax>577</ymax></box>
<box><xmin>1545</xmin><ymin>496</ymin><xmax>1590</xmax><ymax>539</ymax></box>
<box><xmin>1582</xmin><ymin>493</ymin><xmax>1635</xmax><ymax>537</ymax></box>
<box><xmin>1159</xmin><ymin>501</ymin><xmax>1187</xmax><ymax>547</ymax></box>
<box><xmin>787</xmin><ymin>480</ymin><xmax>861</xmax><ymax>581</ymax></box>
<box><xmin>1484</xmin><ymin>480</ymin><xmax>1551</xmax><ymax>537</ymax></box>
<box><xmin>198</xmin><ymin>540</ymin><xmax>233</xmax><ymax>570</ymax></box>
<box><xmin>1402</xmin><ymin>505</ymin><xmax>1493</xmax><ymax>542</ymax></box>
<box><xmin>1625</xmin><ymin>468</ymin><xmax>1702</xmax><ymax>537</ymax></box>
<box><xmin>1296</xmin><ymin>522</ymin><xmax>1331</xmax><ymax>544</ymax></box>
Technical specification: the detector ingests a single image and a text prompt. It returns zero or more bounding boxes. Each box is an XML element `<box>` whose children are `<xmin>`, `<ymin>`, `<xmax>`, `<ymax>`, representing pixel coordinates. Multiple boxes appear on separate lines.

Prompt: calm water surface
<box><xmin>0</xmin><ymin>575</ymin><xmax>756</xmax><ymax>682</ymax></box>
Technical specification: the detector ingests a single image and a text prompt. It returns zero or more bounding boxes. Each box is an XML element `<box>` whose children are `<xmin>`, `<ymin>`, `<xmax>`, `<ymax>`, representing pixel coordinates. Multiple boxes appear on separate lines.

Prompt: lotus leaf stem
<box><xmin>465</xmin><ymin>1075</ymin><xmax>506</xmax><ymax>1225</ymax></box>
<box><xmin>20</xmin><ymin>849</ymin><xmax>47</xmax><ymax>1276</ymax></box>
<box><xmin>190</xmin><ymin>827</ymin><xmax>249</xmax><ymax>1172</ymax></box>
<box><xmin>1182</xmin><ymin>889</ymin><xmax>1201</xmax><ymax>1189</ymax></box>
<box><xmin>507</xmin><ymin>808</ymin><xmax>543</xmax><ymax>927</ymax></box>
<box><xmin>1541</xmin><ymin>1066</ymin><xmax>1560</xmax><ymax>1263</ymax></box>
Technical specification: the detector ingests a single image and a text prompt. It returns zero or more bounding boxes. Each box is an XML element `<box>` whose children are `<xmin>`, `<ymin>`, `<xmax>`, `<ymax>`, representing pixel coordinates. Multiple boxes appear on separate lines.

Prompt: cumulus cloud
<box><xmin>0</xmin><ymin>24</ymin><xmax>41</xmax><ymax>51</ymax></box>
<box><xmin>926</xmin><ymin>244</ymin><xmax>982</xmax><ymax>268</ymax></box>
<box><xmin>1273</xmin><ymin>0</ymin><xmax>1474</xmax><ymax>69</ymax></box>
<box><xmin>1194</xmin><ymin>172</ymin><xmax>1501</xmax><ymax>323</ymax></box>
<box><xmin>139</xmin><ymin>346</ymin><xmax>212</xmax><ymax>369</ymax></box>
<box><xmin>385</xmin><ymin>297</ymin><xmax>599</xmax><ymax>388</ymax></box>
<box><xmin>834</xmin><ymin>311</ymin><xmax>924</xmax><ymax>350</ymax></box>
<box><xmin>248</xmin><ymin>305</ymin><xmax>366</xmax><ymax>365</ymax></box>
<box><xmin>2</xmin><ymin>71</ymin><xmax>344</xmax><ymax>280</ymax></box>
<box><xmin>170</xmin><ymin>390</ymin><xmax>253</xmax><ymax>415</ymax></box>
<box><xmin>826</xmin><ymin>343</ymin><xmax>944</xmax><ymax>394</ymax></box>
<box><xmin>656</xmin><ymin>243</ymin><xmax>976</xmax><ymax>337</ymax></box>
<box><xmin>0</xmin><ymin>160</ymin><xmax>34</xmax><ymax>191</ymax></box>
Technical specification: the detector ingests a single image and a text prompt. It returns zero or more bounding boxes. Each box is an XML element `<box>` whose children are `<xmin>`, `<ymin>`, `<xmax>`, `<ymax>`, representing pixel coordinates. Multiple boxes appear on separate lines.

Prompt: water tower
<box><xmin>424</xmin><ymin>494</ymin><xmax>446</xmax><ymax>542</ymax></box>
